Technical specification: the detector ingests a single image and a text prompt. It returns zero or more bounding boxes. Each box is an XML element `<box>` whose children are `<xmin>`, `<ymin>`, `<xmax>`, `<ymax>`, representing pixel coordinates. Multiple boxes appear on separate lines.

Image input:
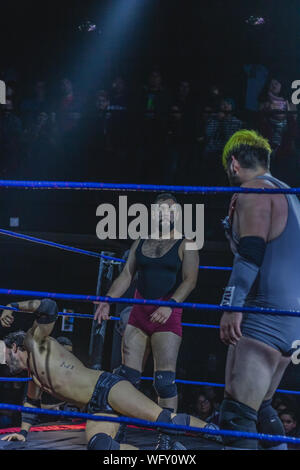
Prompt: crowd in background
<box><xmin>1</xmin><ymin>65</ymin><xmax>299</xmax><ymax>186</ymax></box>
<box><xmin>1</xmin><ymin>64</ymin><xmax>300</xmax><ymax>441</ymax></box>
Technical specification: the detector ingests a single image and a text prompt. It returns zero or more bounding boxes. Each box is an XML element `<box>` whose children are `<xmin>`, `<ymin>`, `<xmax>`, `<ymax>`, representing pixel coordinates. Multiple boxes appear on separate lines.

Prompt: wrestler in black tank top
<box><xmin>135</xmin><ymin>238</ymin><xmax>183</xmax><ymax>299</ymax></box>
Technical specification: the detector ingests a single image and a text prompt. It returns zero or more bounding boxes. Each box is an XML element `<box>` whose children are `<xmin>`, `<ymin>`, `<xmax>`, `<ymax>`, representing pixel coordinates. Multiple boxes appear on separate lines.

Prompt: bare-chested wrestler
<box><xmin>0</xmin><ymin>299</ymin><xmax>216</xmax><ymax>450</ymax></box>
<box><xmin>219</xmin><ymin>129</ymin><xmax>300</xmax><ymax>449</ymax></box>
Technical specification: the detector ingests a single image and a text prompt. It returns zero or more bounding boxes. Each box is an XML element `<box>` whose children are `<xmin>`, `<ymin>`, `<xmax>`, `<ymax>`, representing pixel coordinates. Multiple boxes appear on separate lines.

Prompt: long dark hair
<box><xmin>259</xmin><ymin>75</ymin><xmax>289</xmax><ymax>103</ymax></box>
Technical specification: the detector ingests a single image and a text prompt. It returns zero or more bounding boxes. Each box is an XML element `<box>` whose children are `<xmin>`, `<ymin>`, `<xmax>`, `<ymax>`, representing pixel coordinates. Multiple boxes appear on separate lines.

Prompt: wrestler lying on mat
<box><xmin>0</xmin><ymin>299</ymin><xmax>217</xmax><ymax>450</ymax></box>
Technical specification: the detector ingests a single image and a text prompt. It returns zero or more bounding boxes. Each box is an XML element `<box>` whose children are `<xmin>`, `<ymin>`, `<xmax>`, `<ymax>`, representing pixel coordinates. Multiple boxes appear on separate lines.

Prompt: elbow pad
<box><xmin>35</xmin><ymin>299</ymin><xmax>58</xmax><ymax>324</ymax></box>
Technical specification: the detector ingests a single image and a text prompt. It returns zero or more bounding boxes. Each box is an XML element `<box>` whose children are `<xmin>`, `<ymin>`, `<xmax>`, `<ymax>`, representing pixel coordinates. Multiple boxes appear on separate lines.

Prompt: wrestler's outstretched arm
<box><xmin>1</xmin><ymin>380</ymin><xmax>42</xmax><ymax>442</ymax></box>
<box><xmin>4</xmin><ymin>299</ymin><xmax>58</xmax><ymax>345</ymax></box>
<box><xmin>94</xmin><ymin>239</ymin><xmax>139</xmax><ymax>324</ymax></box>
<box><xmin>23</xmin><ymin>299</ymin><xmax>59</xmax><ymax>349</ymax></box>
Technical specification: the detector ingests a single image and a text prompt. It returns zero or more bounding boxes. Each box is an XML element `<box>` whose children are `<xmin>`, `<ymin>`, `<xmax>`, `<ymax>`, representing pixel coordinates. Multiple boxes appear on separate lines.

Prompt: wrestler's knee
<box><xmin>86</xmin><ymin>415</ymin><xmax>119</xmax><ymax>443</ymax></box>
<box><xmin>87</xmin><ymin>433</ymin><xmax>120</xmax><ymax>450</ymax></box>
<box><xmin>114</xmin><ymin>364</ymin><xmax>141</xmax><ymax>388</ymax></box>
<box><xmin>219</xmin><ymin>398</ymin><xmax>258</xmax><ymax>449</ymax></box>
<box><xmin>257</xmin><ymin>399</ymin><xmax>287</xmax><ymax>450</ymax></box>
<box><xmin>153</xmin><ymin>371</ymin><xmax>177</xmax><ymax>399</ymax></box>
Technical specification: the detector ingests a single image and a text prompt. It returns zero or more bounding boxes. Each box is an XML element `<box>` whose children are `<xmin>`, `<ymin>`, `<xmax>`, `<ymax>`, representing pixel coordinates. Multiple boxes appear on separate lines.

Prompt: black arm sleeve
<box><xmin>221</xmin><ymin>236</ymin><xmax>266</xmax><ymax>308</ymax></box>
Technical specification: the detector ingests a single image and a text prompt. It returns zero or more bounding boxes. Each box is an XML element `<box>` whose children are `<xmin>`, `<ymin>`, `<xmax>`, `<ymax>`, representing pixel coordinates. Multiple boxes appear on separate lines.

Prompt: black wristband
<box><xmin>19</xmin><ymin>430</ymin><xmax>28</xmax><ymax>438</ymax></box>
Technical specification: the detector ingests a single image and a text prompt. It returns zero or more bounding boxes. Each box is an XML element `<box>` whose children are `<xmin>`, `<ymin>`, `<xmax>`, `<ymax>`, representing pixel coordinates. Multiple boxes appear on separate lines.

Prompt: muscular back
<box><xmin>26</xmin><ymin>334</ymin><xmax>100</xmax><ymax>407</ymax></box>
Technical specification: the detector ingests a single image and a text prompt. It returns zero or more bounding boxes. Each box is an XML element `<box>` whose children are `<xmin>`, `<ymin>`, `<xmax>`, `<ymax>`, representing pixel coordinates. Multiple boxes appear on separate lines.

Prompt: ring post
<box><xmin>88</xmin><ymin>251</ymin><xmax>115</xmax><ymax>369</ymax></box>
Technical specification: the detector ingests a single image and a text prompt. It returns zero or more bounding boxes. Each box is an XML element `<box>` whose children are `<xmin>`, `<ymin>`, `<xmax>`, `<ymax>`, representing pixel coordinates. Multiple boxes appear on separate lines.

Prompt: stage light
<box><xmin>245</xmin><ymin>16</ymin><xmax>266</xmax><ymax>27</ymax></box>
<box><xmin>78</xmin><ymin>20</ymin><xmax>101</xmax><ymax>35</ymax></box>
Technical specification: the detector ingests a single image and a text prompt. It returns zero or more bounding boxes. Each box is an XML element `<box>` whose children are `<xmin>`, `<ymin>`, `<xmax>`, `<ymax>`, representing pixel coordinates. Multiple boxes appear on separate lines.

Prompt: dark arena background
<box><xmin>0</xmin><ymin>0</ymin><xmax>300</xmax><ymax>452</ymax></box>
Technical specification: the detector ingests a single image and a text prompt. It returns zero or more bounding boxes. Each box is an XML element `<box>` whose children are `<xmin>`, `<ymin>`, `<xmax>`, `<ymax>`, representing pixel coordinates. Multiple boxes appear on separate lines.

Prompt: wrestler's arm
<box><xmin>23</xmin><ymin>299</ymin><xmax>58</xmax><ymax>347</ymax></box>
<box><xmin>94</xmin><ymin>239</ymin><xmax>139</xmax><ymax>323</ymax></box>
<box><xmin>106</xmin><ymin>239</ymin><xmax>139</xmax><ymax>298</ymax></box>
<box><xmin>168</xmin><ymin>239</ymin><xmax>199</xmax><ymax>302</ymax></box>
<box><xmin>220</xmin><ymin>187</ymin><xmax>272</xmax><ymax>345</ymax></box>
<box><xmin>21</xmin><ymin>380</ymin><xmax>42</xmax><ymax>432</ymax></box>
<box><xmin>1</xmin><ymin>380</ymin><xmax>42</xmax><ymax>441</ymax></box>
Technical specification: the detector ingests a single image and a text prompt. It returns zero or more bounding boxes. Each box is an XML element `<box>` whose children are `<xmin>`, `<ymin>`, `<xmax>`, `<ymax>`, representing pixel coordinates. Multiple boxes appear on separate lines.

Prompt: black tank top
<box><xmin>135</xmin><ymin>238</ymin><xmax>183</xmax><ymax>299</ymax></box>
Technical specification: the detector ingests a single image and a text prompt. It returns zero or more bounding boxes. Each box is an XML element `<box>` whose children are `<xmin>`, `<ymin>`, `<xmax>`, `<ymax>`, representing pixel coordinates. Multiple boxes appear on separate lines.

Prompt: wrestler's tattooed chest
<box><xmin>60</xmin><ymin>361</ymin><xmax>74</xmax><ymax>370</ymax></box>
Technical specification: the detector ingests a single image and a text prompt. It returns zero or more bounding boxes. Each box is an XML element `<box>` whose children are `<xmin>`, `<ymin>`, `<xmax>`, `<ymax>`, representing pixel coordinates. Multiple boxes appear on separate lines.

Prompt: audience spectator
<box><xmin>0</xmin><ymin>66</ymin><xmax>297</xmax><ymax>187</ymax></box>
<box><xmin>200</xmin><ymin>97</ymin><xmax>243</xmax><ymax>184</ymax></box>
<box><xmin>258</xmin><ymin>76</ymin><xmax>298</xmax><ymax>160</ymax></box>
<box><xmin>78</xmin><ymin>89</ymin><xmax>112</xmax><ymax>179</ymax></box>
<box><xmin>21</xmin><ymin>80</ymin><xmax>50</xmax><ymax>127</ymax></box>
<box><xmin>23</xmin><ymin>111</ymin><xmax>58</xmax><ymax>179</ymax></box>
<box><xmin>279</xmin><ymin>410</ymin><xmax>300</xmax><ymax>449</ymax></box>
<box><xmin>190</xmin><ymin>390</ymin><xmax>219</xmax><ymax>425</ymax></box>
<box><xmin>56</xmin><ymin>78</ymin><xmax>82</xmax><ymax>134</ymax></box>
<box><xmin>135</xmin><ymin>69</ymin><xmax>170</xmax><ymax>182</ymax></box>
<box><xmin>107</xmin><ymin>76</ymin><xmax>131</xmax><ymax>180</ymax></box>
<box><xmin>202</xmin><ymin>84</ymin><xmax>223</xmax><ymax>117</ymax></box>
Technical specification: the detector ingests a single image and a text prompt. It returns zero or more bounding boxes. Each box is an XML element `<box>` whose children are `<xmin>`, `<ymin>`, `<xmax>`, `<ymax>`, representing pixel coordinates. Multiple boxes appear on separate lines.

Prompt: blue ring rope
<box><xmin>0</xmin><ymin>403</ymin><xmax>299</xmax><ymax>443</ymax></box>
<box><xmin>0</xmin><ymin>228</ymin><xmax>232</xmax><ymax>271</ymax></box>
<box><xmin>0</xmin><ymin>308</ymin><xmax>298</xmax><ymax>395</ymax></box>
<box><xmin>1</xmin><ymin>179</ymin><xmax>300</xmax><ymax>194</ymax></box>
<box><xmin>1</xmin><ymin>288</ymin><xmax>300</xmax><ymax>317</ymax></box>
<box><xmin>0</xmin><ymin>376</ymin><xmax>297</xmax><ymax>395</ymax></box>
<box><xmin>0</xmin><ymin>304</ymin><xmax>220</xmax><ymax>328</ymax></box>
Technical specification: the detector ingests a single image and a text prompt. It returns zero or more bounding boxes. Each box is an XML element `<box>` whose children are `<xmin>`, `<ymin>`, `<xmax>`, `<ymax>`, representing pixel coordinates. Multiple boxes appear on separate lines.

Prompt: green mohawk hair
<box><xmin>222</xmin><ymin>129</ymin><xmax>272</xmax><ymax>169</ymax></box>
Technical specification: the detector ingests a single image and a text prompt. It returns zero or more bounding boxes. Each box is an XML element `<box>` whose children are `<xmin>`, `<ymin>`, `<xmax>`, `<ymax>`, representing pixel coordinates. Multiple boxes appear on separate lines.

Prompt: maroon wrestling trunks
<box><xmin>128</xmin><ymin>289</ymin><xmax>183</xmax><ymax>337</ymax></box>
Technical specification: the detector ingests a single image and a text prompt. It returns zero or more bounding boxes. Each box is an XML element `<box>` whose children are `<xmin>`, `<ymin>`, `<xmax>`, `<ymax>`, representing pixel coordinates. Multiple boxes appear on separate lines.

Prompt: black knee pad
<box><xmin>36</xmin><ymin>299</ymin><xmax>58</xmax><ymax>324</ymax></box>
<box><xmin>219</xmin><ymin>398</ymin><xmax>258</xmax><ymax>449</ymax></box>
<box><xmin>87</xmin><ymin>433</ymin><xmax>120</xmax><ymax>450</ymax></box>
<box><xmin>153</xmin><ymin>371</ymin><xmax>177</xmax><ymax>399</ymax></box>
<box><xmin>113</xmin><ymin>365</ymin><xmax>141</xmax><ymax>388</ymax></box>
<box><xmin>257</xmin><ymin>399</ymin><xmax>286</xmax><ymax>449</ymax></box>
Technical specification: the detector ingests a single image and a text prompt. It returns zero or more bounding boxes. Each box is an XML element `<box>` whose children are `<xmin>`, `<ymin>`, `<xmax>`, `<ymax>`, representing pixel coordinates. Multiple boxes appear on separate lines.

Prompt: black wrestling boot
<box><xmin>202</xmin><ymin>422</ymin><xmax>223</xmax><ymax>443</ymax></box>
<box><xmin>155</xmin><ymin>433</ymin><xmax>186</xmax><ymax>450</ymax></box>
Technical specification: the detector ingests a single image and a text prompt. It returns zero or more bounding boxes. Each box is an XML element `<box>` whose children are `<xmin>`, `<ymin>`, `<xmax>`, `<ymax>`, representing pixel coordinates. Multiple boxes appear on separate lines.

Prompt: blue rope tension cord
<box><xmin>0</xmin><ymin>228</ymin><xmax>232</xmax><ymax>271</ymax></box>
<box><xmin>1</xmin><ymin>179</ymin><xmax>300</xmax><ymax>194</ymax></box>
<box><xmin>0</xmin><ymin>403</ymin><xmax>300</xmax><ymax>444</ymax></box>
<box><xmin>1</xmin><ymin>287</ymin><xmax>300</xmax><ymax>317</ymax></box>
